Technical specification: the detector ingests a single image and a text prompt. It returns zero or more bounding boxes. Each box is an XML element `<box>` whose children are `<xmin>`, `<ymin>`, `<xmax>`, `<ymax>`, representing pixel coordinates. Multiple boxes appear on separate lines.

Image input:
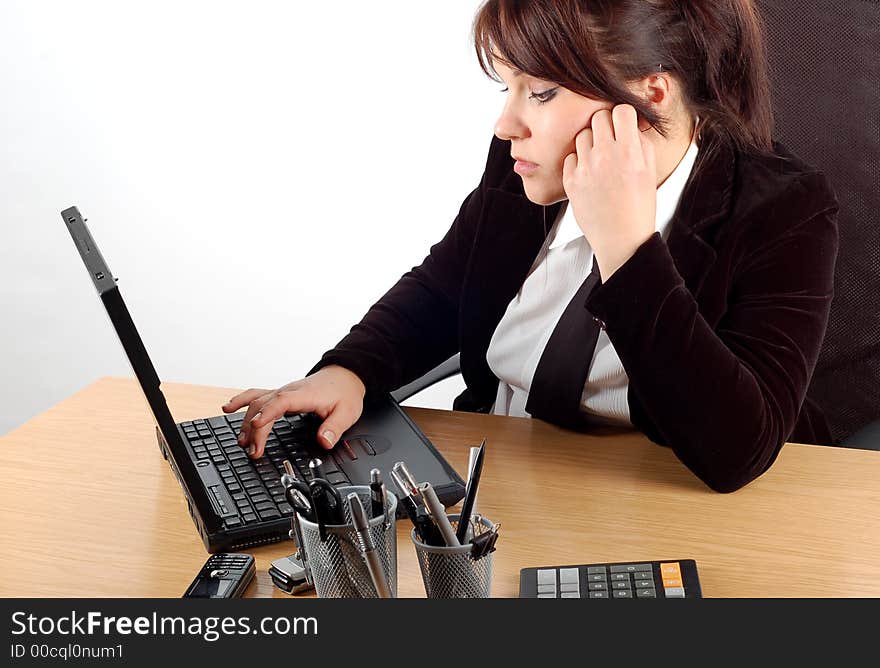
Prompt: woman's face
<box><xmin>492</xmin><ymin>59</ymin><xmax>615</xmax><ymax>205</ymax></box>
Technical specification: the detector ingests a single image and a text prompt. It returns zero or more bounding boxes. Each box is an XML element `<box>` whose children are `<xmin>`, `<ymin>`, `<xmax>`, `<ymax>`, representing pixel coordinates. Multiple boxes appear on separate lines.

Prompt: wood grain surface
<box><xmin>1</xmin><ymin>377</ymin><xmax>878</xmax><ymax>597</ymax></box>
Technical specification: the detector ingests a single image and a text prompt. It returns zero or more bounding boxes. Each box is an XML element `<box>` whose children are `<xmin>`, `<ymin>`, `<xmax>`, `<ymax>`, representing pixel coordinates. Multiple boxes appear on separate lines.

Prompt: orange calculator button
<box><xmin>660</xmin><ymin>562</ymin><xmax>682</xmax><ymax>577</ymax></box>
<box><xmin>660</xmin><ymin>562</ymin><xmax>683</xmax><ymax>589</ymax></box>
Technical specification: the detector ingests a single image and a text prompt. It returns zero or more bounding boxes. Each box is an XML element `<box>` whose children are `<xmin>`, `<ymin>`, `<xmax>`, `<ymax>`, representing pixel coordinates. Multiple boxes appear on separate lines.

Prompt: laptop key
<box><xmin>258</xmin><ymin>508</ymin><xmax>281</xmax><ymax>520</ymax></box>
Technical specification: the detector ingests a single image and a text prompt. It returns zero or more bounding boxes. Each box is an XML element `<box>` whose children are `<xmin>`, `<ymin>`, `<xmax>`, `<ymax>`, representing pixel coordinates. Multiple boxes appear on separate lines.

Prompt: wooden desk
<box><xmin>1</xmin><ymin>377</ymin><xmax>878</xmax><ymax>597</ymax></box>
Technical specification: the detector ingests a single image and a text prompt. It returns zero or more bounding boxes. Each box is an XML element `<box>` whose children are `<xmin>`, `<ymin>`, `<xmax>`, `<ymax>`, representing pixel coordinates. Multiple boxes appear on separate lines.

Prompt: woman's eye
<box><xmin>498</xmin><ymin>86</ymin><xmax>557</xmax><ymax>105</ymax></box>
<box><xmin>530</xmin><ymin>88</ymin><xmax>556</xmax><ymax>104</ymax></box>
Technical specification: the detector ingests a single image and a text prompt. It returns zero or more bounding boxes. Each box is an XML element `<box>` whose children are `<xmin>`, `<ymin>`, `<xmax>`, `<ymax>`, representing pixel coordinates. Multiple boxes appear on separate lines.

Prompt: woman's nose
<box><xmin>494</xmin><ymin>106</ymin><xmax>528</xmax><ymax>142</ymax></box>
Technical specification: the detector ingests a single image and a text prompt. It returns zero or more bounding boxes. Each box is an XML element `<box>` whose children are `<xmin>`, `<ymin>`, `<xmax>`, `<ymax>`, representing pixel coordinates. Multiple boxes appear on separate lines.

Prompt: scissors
<box><xmin>281</xmin><ymin>461</ymin><xmax>316</xmax><ymax>522</ymax></box>
<box><xmin>308</xmin><ymin>478</ymin><xmax>344</xmax><ymax>542</ymax></box>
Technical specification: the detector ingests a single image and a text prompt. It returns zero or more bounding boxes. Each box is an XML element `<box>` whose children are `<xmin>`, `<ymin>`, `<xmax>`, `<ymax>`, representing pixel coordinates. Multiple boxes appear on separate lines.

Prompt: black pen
<box><xmin>456</xmin><ymin>438</ymin><xmax>485</xmax><ymax>544</ymax></box>
<box><xmin>369</xmin><ymin>468</ymin><xmax>384</xmax><ymax>519</ymax></box>
<box><xmin>309</xmin><ymin>458</ymin><xmax>327</xmax><ymax>481</ymax></box>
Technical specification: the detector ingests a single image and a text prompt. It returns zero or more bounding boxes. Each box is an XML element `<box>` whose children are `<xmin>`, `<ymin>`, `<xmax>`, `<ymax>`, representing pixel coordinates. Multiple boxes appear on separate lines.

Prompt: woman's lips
<box><xmin>514</xmin><ymin>160</ymin><xmax>538</xmax><ymax>176</ymax></box>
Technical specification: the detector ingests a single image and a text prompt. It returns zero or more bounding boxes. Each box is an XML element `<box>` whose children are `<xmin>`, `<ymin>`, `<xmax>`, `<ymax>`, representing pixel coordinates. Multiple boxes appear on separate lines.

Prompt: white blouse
<box><xmin>486</xmin><ymin>130</ymin><xmax>700</xmax><ymax>425</ymax></box>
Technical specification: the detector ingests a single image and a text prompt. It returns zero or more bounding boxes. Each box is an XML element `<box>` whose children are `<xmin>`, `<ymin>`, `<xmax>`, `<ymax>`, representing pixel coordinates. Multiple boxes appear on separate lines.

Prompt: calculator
<box><xmin>519</xmin><ymin>559</ymin><xmax>702</xmax><ymax>599</ymax></box>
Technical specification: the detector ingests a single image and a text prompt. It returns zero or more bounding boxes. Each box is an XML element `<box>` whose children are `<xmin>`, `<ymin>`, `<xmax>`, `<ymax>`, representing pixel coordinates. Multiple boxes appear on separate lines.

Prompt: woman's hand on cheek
<box><xmin>562</xmin><ymin>104</ymin><xmax>658</xmax><ymax>280</ymax></box>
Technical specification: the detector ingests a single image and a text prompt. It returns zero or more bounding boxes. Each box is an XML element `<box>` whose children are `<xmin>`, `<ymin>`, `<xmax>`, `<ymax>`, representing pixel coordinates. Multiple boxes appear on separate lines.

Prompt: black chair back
<box><xmin>758</xmin><ymin>0</ymin><xmax>880</xmax><ymax>443</ymax></box>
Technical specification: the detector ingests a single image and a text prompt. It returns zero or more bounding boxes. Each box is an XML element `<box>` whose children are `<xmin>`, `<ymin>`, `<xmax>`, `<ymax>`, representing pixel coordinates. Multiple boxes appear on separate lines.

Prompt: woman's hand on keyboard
<box><xmin>221</xmin><ymin>365</ymin><xmax>366</xmax><ymax>459</ymax></box>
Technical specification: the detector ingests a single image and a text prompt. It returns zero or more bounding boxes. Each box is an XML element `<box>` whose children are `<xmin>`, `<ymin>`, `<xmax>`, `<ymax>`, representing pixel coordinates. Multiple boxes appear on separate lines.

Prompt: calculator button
<box><xmin>589</xmin><ymin>591</ymin><xmax>609</xmax><ymax>598</ymax></box>
<box><xmin>632</xmin><ymin>564</ymin><xmax>653</xmax><ymax>573</ymax></box>
<box><xmin>660</xmin><ymin>562</ymin><xmax>682</xmax><ymax>578</ymax></box>
<box><xmin>587</xmin><ymin>567</ymin><xmax>607</xmax><ymax>575</ymax></box>
<box><xmin>611</xmin><ymin>564</ymin><xmax>649</xmax><ymax>573</ymax></box>
<box><xmin>561</xmin><ymin>592</ymin><xmax>580</xmax><ymax>598</ymax></box>
<box><xmin>610</xmin><ymin>573</ymin><xmax>629</xmax><ymax>581</ymax></box>
<box><xmin>588</xmin><ymin>574</ymin><xmax>607</xmax><ymax>582</ymax></box>
<box><xmin>537</xmin><ymin>593</ymin><xmax>557</xmax><ymax>598</ymax></box>
<box><xmin>560</xmin><ymin>582</ymin><xmax>579</xmax><ymax>594</ymax></box>
<box><xmin>537</xmin><ymin>569</ymin><xmax>557</xmax><ymax>586</ymax></box>
<box><xmin>664</xmin><ymin>587</ymin><xmax>686</xmax><ymax>598</ymax></box>
<box><xmin>588</xmin><ymin>582</ymin><xmax>608</xmax><ymax>591</ymax></box>
<box><xmin>611</xmin><ymin>581</ymin><xmax>631</xmax><ymax>590</ymax></box>
<box><xmin>636</xmin><ymin>588</ymin><xmax>657</xmax><ymax>598</ymax></box>
<box><xmin>662</xmin><ymin>578</ymin><xmax>683</xmax><ymax>588</ymax></box>
<box><xmin>537</xmin><ymin>584</ymin><xmax>556</xmax><ymax>595</ymax></box>
<box><xmin>612</xmin><ymin>589</ymin><xmax>633</xmax><ymax>598</ymax></box>
<box><xmin>634</xmin><ymin>579</ymin><xmax>654</xmax><ymax>589</ymax></box>
<box><xmin>559</xmin><ymin>568</ymin><xmax>579</xmax><ymax>585</ymax></box>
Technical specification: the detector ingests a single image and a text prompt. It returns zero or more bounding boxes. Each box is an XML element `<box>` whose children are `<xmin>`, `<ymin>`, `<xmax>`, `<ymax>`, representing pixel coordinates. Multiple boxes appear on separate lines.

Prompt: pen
<box><xmin>347</xmin><ymin>493</ymin><xmax>393</xmax><ymax>598</ymax></box>
<box><xmin>380</xmin><ymin>477</ymin><xmax>389</xmax><ymax>525</ymax></box>
<box><xmin>369</xmin><ymin>468</ymin><xmax>384</xmax><ymax>519</ymax></box>
<box><xmin>309</xmin><ymin>458</ymin><xmax>327</xmax><ymax>481</ymax></box>
<box><xmin>456</xmin><ymin>439</ymin><xmax>485</xmax><ymax>544</ymax></box>
<box><xmin>391</xmin><ymin>469</ymin><xmax>443</xmax><ymax>546</ymax></box>
<box><xmin>467</xmin><ymin>443</ymin><xmax>483</xmax><ymax>512</ymax></box>
<box><xmin>418</xmin><ymin>481</ymin><xmax>460</xmax><ymax>547</ymax></box>
<box><xmin>391</xmin><ymin>461</ymin><xmax>419</xmax><ymax>497</ymax></box>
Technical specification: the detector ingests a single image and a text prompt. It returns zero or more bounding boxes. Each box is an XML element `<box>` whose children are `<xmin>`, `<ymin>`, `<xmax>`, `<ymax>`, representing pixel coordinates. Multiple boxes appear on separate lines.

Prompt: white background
<box><xmin>1</xmin><ymin>1</ymin><xmax>502</xmax><ymax>435</ymax></box>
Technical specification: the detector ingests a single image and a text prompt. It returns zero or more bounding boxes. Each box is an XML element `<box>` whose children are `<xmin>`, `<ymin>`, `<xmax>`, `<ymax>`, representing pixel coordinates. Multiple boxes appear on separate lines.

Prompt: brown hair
<box><xmin>472</xmin><ymin>0</ymin><xmax>776</xmax><ymax>175</ymax></box>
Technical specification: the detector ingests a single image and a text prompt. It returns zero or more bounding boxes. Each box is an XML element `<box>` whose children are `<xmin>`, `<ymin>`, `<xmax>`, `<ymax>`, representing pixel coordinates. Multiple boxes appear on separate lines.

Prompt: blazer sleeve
<box><xmin>305</xmin><ymin>141</ymin><xmax>497</xmax><ymax>396</ymax></box>
<box><xmin>585</xmin><ymin>172</ymin><xmax>840</xmax><ymax>493</ymax></box>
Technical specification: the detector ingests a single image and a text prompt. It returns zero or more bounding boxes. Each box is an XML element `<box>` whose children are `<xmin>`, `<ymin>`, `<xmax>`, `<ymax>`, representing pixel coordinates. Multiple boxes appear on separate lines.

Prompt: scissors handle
<box><xmin>309</xmin><ymin>478</ymin><xmax>345</xmax><ymax>527</ymax></box>
<box><xmin>284</xmin><ymin>484</ymin><xmax>315</xmax><ymax>523</ymax></box>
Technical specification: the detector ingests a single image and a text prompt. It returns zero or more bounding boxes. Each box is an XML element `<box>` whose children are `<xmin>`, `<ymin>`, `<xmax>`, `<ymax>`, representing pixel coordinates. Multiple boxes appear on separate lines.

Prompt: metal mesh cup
<box><xmin>297</xmin><ymin>485</ymin><xmax>398</xmax><ymax>598</ymax></box>
<box><xmin>411</xmin><ymin>513</ymin><xmax>495</xmax><ymax>598</ymax></box>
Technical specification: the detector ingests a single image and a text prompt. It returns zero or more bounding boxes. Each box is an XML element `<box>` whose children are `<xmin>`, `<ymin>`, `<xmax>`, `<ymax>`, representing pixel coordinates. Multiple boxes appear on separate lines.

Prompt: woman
<box><xmin>223</xmin><ymin>0</ymin><xmax>839</xmax><ymax>492</ymax></box>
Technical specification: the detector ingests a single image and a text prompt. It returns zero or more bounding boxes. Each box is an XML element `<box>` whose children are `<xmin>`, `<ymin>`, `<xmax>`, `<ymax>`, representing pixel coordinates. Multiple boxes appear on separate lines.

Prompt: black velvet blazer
<box><xmin>309</xmin><ymin>131</ymin><xmax>840</xmax><ymax>492</ymax></box>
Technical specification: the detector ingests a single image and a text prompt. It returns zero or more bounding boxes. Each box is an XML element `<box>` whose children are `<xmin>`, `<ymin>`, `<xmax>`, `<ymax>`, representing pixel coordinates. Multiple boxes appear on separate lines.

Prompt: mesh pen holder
<box><xmin>297</xmin><ymin>485</ymin><xmax>398</xmax><ymax>598</ymax></box>
<box><xmin>411</xmin><ymin>514</ymin><xmax>495</xmax><ymax>598</ymax></box>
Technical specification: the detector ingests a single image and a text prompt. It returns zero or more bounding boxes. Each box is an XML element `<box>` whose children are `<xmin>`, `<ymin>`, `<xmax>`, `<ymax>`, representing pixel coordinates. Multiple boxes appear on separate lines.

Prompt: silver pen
<box><xmin>347</xmin><ymin>493</ymin><xmax>393</xmax><ymax>598</ymax></box>
<box><xmin>392</xmin><ymin>461</ymin><xmax>419</xmax><ymax>496</ymax></box>
<box><xmin>417</xmin><ymin>481</ymin><xmax>460</xmax><ymax>547</ymax></box>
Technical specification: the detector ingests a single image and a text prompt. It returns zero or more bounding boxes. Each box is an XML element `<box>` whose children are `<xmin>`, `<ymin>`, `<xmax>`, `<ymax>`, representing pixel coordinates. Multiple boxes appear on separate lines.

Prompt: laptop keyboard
<box><xmin>180</xmin><ymin>412</ymin><xmax>349</xmax><ymax>530</ymax></box>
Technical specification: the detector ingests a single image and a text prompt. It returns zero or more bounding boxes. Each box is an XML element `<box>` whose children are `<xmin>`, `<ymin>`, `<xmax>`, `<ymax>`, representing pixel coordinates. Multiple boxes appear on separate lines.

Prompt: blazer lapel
<box><xmin>664</xmin><ymin>136</ymin><xmax>736</xmax><ymax>295</ymax></box>
<box><xmin>523</xmin><ymin>134</ymin><xmax>737</xmax><ymax>427</ymax></box>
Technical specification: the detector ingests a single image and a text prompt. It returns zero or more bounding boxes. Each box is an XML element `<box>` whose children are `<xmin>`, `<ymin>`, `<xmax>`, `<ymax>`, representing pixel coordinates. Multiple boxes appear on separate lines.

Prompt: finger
<box><xmin>316</xmin><ymin>401</ymin><xmax>361</xmax><ymax>450</ymax></box>
<box><xmin>639</xmin><ymin>126</ymin><xmax>657</xmax><ymax>179</ymax></box>
<box><xmin>562</xmin><ymin>151</ymin><xmax>579</xmax><ymax>195</ymax></box>
<box><xmin>249</xmin><ymin>390</ymin><xmax>312</xmax><ymax>434</ymax></box>
<box><xmin>574</xmin><ymin>126</ymin><xmax>593</xmax><ymax>163</ymax></box>
<box><xmin>612</xmin><ymin>104</ymin><xmax>641</xmax><ymax>151</ymax></box>
<box><xmin>245</xmin><ymin>390</ymin><xmax>312</xmax><ymax>459</ymax></box>
<box><xmin>223</xmin><ymin>388</ymin><xmax>271</xmax><ymax>413</ymax></box>
<box><xmin>239</xmin><ymin>392</ymin><xmax>274</xmax><ymax>445</ymax></box>
<box><xmin>248</xmin><ymin>421</ymin><xmax>275</xmax><ymax>459</ymax></box>
<box><xmin>589</xmin><ymin>107</ymin><xmax>614</xmax><ymax>145</ymax></box>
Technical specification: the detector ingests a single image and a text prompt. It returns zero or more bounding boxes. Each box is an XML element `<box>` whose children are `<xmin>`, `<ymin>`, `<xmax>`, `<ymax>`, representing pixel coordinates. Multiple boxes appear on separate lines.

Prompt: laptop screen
<box><xmin>61</xmin><ymin>206</ymin><xmax>219</xmax><ymax>529</ymax></box>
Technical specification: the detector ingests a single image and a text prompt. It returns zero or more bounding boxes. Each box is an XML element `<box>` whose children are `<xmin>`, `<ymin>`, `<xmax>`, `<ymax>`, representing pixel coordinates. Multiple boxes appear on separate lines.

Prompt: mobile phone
<box><xmin>182</xmin><ymin>553</ymin><xmax>255</xmax><ymax>598</ymax></box>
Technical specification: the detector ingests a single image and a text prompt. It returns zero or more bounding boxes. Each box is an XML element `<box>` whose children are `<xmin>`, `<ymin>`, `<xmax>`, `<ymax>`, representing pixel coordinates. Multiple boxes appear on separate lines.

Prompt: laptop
<box><xmin>61</xmin><ymin>205</ymin><xmax>465</xmax><ymax>553</ymax></box>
